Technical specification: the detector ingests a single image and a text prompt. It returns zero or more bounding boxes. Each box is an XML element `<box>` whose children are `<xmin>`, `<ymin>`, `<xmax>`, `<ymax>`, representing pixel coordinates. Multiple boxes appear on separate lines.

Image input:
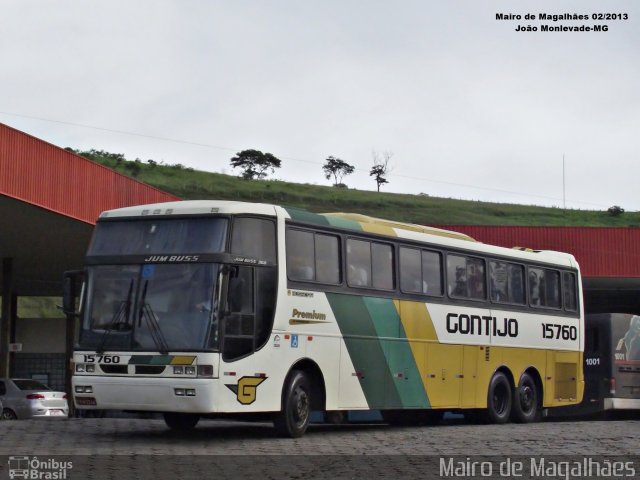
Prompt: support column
<box><xmin>1</xmin><ymin>258</ymin><xmax>14</xmax><ymax>377</ymax></box>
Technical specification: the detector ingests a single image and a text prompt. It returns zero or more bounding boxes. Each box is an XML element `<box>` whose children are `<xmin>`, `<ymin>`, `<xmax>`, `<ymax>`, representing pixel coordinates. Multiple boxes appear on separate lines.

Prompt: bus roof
<box><xmin>97</xmin><ymin>200</ymin><xmax>578</xmax><ymax>269</ymax></box>
<box><xmin>98</xmin><ymin>200</ymin><xmax>279</xmax><ymax>219</ymax></box>
<box><xmin>321</xmin><ymin>212</ymin><xmax>476</xmax><ymax>242</ymax></box>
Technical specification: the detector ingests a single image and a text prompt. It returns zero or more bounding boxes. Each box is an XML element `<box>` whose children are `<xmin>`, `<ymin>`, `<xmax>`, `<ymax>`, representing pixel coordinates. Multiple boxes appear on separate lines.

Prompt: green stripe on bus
<box><xmin>322</xmin><ymin>215</ymin><xmax>363</xmax><ymax>231</ymax></box>
<box><xmin>326</xmin><ymin>293</ymin><xmax>401</xmax><ymax>409</ymax></box>
<box><xmin>363</xmin><ymin>297</ymin><xmax>430</xmax><ymax>408</ymax></box>
<box><xmin>284</xmin><ymin>207</ymin><xmax>331</xmax><ymax>226</ymax></box>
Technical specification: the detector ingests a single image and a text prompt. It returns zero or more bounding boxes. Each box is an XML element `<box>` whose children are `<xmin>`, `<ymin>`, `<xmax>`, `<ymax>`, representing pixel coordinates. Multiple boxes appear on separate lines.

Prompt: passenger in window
<box><xmin>529</xmin><ymin>271</ymin><xmax>540</xmax><ymax>306</ymax></box>
<box><xmin>538</xmin><ymin>276</ymin><xmax>547</xmax><ymax>305</ymax></box>
<box><xmin>490</xmin><ymin>263</ymin><xmax>507</xmax><ymax>302</ymax></box>
<box><xmin>468</xmin><ymin>274</ymin><xmax>484</xmax><ymax>299</ymax></box>
<box><xmin>546</xmin><ymin>273</ymin><xmax>560</xmax><ymax>308</ymax></box>
<box><xmin>452</xmin><ymin>266</ymin><xmax>467</xmax><ymax>297</ymax></box>
<box><xmin>510</xmin><ymin>267</ymin><xmax>524</xmax><ymax>304</ymax></box>
<box><xmin>289</xmin><ymin>253</ymin><xmax>314</xmax><ymax>281</ymax></box>
<box><xmin>348</xmin><ymin>264</ymin><xmax>368</xmax><ymax>286</ymax></box>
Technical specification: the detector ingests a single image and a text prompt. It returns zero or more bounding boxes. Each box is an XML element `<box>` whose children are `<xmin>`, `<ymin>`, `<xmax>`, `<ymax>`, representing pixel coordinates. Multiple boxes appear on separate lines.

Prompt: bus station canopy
<box><xmin>0</xmin><ymin>122</ymin><xmax>179</xmax><ymax>296</ymax></box>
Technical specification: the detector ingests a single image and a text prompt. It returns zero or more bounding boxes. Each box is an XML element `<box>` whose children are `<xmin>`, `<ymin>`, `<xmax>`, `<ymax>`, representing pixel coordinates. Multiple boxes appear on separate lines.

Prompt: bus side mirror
<box><xmin>62</xmin><ymin>270</ymin><xmax>85</xmax><ymax>316</ymax></box>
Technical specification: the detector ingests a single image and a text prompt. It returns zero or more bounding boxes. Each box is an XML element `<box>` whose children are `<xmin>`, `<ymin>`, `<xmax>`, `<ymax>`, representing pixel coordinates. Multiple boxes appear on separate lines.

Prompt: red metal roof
<box><xmin>0</xmin><ymin>122</ymin><xmax>179</xmax><ymax>225</ymax></box>
<box><xmin>435</xmin><ymin>225</ymin><xmax>640</xmax><ymax>278</ymax></box>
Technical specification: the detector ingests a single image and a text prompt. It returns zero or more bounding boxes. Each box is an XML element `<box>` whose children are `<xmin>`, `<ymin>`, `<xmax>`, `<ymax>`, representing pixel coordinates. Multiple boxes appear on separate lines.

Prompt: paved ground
<box><xmin>0</xmin><ymin>417</ymin><xmax>638</xmax><ymax>479</ymax></box>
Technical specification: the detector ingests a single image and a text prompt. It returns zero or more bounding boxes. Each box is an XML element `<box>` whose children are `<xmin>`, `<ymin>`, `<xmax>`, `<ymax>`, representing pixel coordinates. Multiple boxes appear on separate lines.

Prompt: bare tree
<box><xmin>370</xmin><ymin>150</ymin><xmax>393</xmax><ymax>192</ymax></box>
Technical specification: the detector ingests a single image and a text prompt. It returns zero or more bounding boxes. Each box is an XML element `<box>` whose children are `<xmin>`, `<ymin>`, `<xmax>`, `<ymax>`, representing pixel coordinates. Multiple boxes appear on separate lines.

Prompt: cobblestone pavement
<box><xmin>0</xmin><ymin>417</ymin><xmax>638</xmax><ymax>479</ymax></box>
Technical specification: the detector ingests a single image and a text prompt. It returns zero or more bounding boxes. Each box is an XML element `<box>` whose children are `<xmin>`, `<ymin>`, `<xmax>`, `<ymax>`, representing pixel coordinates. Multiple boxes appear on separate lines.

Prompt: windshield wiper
<box><xmin>96</xmin><ymin>280</ymin><xmax>134</xmax><ymax>354</ymax></box>
<box><xmin>137</xmin><ymin>280</ymin><xmax>170</xmax><ymax>354</ymax></box>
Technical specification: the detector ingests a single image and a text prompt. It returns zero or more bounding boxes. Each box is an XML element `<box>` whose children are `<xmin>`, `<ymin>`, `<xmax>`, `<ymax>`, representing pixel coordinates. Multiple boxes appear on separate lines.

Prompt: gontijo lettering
<box><xmin>446</xmin><ymin>313</ymin><xmax>518</xmax><ymax>338</ymax></box>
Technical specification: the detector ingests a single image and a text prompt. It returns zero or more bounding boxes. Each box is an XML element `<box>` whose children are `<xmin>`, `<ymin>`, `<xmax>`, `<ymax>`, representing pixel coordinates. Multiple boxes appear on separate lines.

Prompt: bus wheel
<box><xmin>163</xmin><ymin>412</ymin><xmax>200</xmax><ymax>431</ymax></box>
<box><xmin>511</xmin><ymin>373</ymin><xmax>540</xmax><ymax>423</ymax></box>
<box><xmin>274</xmin><ymin>370</ymin><xmax>311</xmax><ymax>438</ymax></box>
<box><xmin>483</xmin><ymin>372</ymin><xmax>512</xmax><ymax>424</ymax></box>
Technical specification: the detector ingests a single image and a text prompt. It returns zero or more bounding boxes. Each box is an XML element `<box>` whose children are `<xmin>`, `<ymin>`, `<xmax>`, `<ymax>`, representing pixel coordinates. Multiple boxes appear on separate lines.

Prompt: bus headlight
<box><xmin>185</xmin><ymin>366</ymin><xmax>196</xmax><ymax>375</ymax></box>
<box><xmin>173</xmin><ymin>366</ymin><xmax>184</xmax><ymax>375</ymax></box>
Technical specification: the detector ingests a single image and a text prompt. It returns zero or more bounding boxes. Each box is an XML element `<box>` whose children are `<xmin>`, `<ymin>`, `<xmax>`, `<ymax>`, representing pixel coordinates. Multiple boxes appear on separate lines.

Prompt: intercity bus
<box><xmin>68</xmin><ymin>201</ymin><xmax>584</xmax><ymax>437</ymax></box>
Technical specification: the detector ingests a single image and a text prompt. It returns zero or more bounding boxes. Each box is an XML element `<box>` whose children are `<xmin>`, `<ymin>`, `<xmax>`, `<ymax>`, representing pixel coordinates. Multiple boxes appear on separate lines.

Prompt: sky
<box><xmin>1</xmin><ymin>1</ymin><xmax>638</xmax><ymax>211</ymax></box>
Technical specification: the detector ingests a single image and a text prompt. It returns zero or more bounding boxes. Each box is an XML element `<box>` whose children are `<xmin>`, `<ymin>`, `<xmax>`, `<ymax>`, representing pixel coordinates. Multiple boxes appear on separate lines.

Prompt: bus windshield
<box><xmin>78</xmin><ymin>263</ymin><xmax>220</xmax><ymax>352</ymax></box>
<box><xmin>88</xmin><ymin>218</ymin><xmax>228</xmax><ymax>256</ymax></box>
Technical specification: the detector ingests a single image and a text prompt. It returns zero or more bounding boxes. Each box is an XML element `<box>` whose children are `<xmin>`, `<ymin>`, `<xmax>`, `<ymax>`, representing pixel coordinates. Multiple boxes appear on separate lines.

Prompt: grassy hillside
<box><xmin>71</xmin><ymin>149</ymin><xmax>640</xmax><ymax>227</ymax></box>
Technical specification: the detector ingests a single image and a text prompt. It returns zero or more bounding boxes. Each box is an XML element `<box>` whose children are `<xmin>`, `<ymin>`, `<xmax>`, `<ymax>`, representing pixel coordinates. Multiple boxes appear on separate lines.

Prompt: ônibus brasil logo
<box><xmin>8</xmin><ymin>456</ymin><xmax>73</xmax><ymax>479</ymax></box>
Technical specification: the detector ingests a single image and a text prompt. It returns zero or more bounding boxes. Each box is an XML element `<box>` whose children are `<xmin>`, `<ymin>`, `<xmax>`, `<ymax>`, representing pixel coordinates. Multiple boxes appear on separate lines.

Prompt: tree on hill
<box><xmin>322</xmin><ymin>156</ymin><xmax>355</xmax><ymax>187</ymax></box>
<box><xmin>230</xmin><ymin>149</ymin><xmax>282</xmax><ymax>180</ymax></box>
<box><xmin>370</xmin><ymin>150</ymin><xmax>393</xmax><ymax>192</ymax></box>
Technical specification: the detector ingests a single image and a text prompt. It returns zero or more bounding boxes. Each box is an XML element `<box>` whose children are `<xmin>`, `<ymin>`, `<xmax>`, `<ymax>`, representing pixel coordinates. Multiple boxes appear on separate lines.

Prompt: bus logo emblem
<box><xmin>226</xmin><ymin>376</ymin><xmax>267</xmax><ymax>405</ymax></box>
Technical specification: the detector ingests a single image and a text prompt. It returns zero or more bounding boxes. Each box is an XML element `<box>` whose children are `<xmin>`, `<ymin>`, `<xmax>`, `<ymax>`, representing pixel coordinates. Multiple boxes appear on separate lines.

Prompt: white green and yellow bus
<box><xmin>69</xmin><ymin>200</ymin><xmax>584</xmax><ymax>437</ymax></box>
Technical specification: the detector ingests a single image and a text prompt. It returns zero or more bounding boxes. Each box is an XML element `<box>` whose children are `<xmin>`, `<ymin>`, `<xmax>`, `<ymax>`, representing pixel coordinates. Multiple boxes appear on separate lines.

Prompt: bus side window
<box><xmin>231</xmin><ymin>218</ymin><xmax>276</xmax><ymax>263</ymax></box>
<box><xmin>448</xmin><ymin>255</ymin><xmax>467</xmax><ymax>297</ymax></box>
<box><xmin>400</xmin><ymin>247</ymin><xmax>421</xmax><ymax>293</ymax></box>
<box><xmin>490</xmin><ymin>261</ymin><xmax>525</xmax><ymax>304</ymax></box>
<box><xmin>545</xmin><ymin>270</ymin><xmax>561</xmax><ymax>308</ymax></box>
<box><xmin>315</xmin><ymin>233</ymin><xmax>340</xmax><ymax>284</ymax></box>
<box><xmin>286</xmin><ymin>229</ymin><xmax>315</xmax><ymax>281</ymax></box>
<box><xmin>448</xmin><ymin>255</ymin><xmax>485</xmax><ymax>300</ymax></box>
<box><xmin>529</xmin><ymin>267</ymin><xmax>561</xmax><ymax>309</ymax></box>
<box><xmin>422</xmin><ymin>250</ymin><xmax>442</xmax><ymax>295</ymax></box>
<box><xmin>347</xmin><ymin>239</ymin><xmax>372</xmax><ymax>287</ymax></box>
<box><xmin>371</xmin><ymin>243</ymin><xmax>394</xmax><ymax>290</ymax></box>
<box><xmin>467</xmin><ymin>257</ymin><xmax>485</xmax><ymax>300</ymax></box>
<box><xmin>563</xmin><ymin>272</ymin><xmax>577</xmax><ymax>311</ymax></box>
<box><xmin>490</xmin><ymin>261</ymin><xmax>508</xmax><ymax>302</ymax></box>
<box><xmin>529</xmin><ymin>268</ymin><xmax>542</xmax><ymax>306</ymax></box>
<box><xmin>508</xmin><ymin>264</ymin><xmax>525</xmax><ymax>304</ymax></box>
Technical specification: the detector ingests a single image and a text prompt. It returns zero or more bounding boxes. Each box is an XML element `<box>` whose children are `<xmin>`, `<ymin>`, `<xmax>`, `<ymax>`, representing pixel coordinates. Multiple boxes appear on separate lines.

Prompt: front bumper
<box><xmin>72</xmin><ymin>376</ymin><xmax>217</xmax><ymax>413</ymax></box>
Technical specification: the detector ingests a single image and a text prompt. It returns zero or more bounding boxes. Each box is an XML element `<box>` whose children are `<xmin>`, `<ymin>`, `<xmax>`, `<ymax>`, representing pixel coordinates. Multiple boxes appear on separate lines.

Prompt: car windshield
<box><xmin>13</xmin><ymin>379</ymin><xmax>50</xmax><ymax>390</ymax></box>
<box><xmin>78</xmin><ymin>263</ymin><xmax>220</xmax><ymax>352</ymax></box>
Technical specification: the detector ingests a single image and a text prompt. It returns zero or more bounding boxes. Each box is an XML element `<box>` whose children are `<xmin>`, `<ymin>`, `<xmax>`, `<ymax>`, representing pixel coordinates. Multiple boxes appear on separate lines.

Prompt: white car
<box><xmin>0</xmin><ymin>378</ymin><xmax>69</xmax><ymax>419</ymax></box>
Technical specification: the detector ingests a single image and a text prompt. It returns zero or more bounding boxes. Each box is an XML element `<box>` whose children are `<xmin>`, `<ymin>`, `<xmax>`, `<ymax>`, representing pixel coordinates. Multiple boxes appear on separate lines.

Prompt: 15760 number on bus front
<box><xmin>83</xmin><ymin>354</ymin><xmax>121</xmax><ymax>364</ymax></box>
<box><xmin>542</xmin><ymin>323</ymin><xmax>578</xmax><ymax>341</ymax></box>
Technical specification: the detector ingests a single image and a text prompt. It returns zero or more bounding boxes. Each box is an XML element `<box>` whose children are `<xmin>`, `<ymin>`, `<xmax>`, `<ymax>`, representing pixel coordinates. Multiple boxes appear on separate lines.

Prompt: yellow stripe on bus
<box><xmin>170</xmin><ymin>356</ymin><xmax>196</xmax><ymax>365</ymax></box>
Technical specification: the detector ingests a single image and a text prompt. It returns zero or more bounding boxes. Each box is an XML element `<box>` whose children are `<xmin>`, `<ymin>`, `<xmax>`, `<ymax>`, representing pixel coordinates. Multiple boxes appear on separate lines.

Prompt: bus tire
<box><xmin>483</xmin><ymin>372</ymin><xmax>512</xmax><ymax>424</ymax></box>
<box><xmin>274</xmin><ymin>370</ymin><xmax>311</xmax><ymax>438</ymax></box>
<box><xmin>511</xmin><ymin>373</ymin><xmax>540</xmax><ymax>423</ymax></box>
<box><xmin>163</xmin><ymin>412</ymin><xmax>200</xmax><ymax>431</ymax></box>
